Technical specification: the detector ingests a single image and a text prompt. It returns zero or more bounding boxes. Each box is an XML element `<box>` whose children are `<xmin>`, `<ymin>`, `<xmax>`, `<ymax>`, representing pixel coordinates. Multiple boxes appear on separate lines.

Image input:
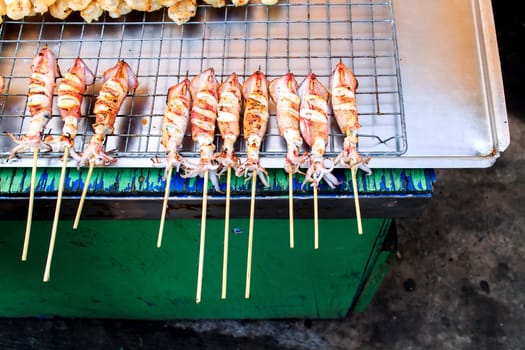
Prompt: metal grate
<box><xmin>0</xmin><ymin>0</ymin><xmax>406</xmax><ymax>168</ymax></box>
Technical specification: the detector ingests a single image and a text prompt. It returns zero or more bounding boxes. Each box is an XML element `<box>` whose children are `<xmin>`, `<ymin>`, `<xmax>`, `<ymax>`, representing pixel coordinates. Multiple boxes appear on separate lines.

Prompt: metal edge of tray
<box><xmin>377</xmin><ymin>0</ymin><xmax>510</xmax><ymax>169</ymax></box>
<box><xmin>477</xmin><ymin>0</ymin><xmax>510</xmax><ymax>153</ymax></box>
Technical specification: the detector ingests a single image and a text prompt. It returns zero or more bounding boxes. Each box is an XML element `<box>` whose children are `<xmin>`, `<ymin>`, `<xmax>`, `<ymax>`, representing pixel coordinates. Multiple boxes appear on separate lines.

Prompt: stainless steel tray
<box><xmin>0</xmin><ymin>0</ymin><xmax>406</xmax><ymax>168</ymax></box>
<box><xmin>0</xmin><ymin>0</ymin><xmax>509</xmax><ymax>169</ymax></box>
<box><xmin>381</xmin><ymin>0</ymin><xmax>509</xmax><ymax>168</ymax></box>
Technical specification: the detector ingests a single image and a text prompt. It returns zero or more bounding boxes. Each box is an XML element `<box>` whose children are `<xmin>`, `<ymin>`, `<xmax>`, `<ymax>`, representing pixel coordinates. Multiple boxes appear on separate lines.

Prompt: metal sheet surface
<box><xmin>376</xmin><ymin>0</ymin><xmax>509</xmax><ymax>168</ymax></box>
<box><xmin>0</xmin><ymin>0</ymin><xmax>509</xmax><ymax>169</ymax></box>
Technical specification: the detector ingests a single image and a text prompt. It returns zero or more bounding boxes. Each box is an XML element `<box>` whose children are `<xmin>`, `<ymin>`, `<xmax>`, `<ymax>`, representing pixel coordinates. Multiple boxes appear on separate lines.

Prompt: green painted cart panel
<box><xmin>0</xmin><ymin>167</ymin><xmax>435</xmax><ymax>197</ymax></box>
<box><xmin>0</xmin><ymin>218</ymin><xmax>390</xmax><ymax>319</ymax></box>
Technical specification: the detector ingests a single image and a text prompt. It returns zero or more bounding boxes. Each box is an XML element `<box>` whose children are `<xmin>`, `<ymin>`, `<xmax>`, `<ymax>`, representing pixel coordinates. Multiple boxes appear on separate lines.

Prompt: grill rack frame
<box><xmin>0</xmin><ymin>0</ymin><xmax>407</xmax><ymax>168</ymax></box>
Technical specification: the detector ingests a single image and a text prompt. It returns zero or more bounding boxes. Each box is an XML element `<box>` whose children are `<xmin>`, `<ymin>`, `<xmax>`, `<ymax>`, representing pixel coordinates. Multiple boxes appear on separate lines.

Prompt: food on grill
<box><xmin>4</xmin><ymin>0</ymin><xmax>35</xmax><ymax>20</ymax></box>
<box><xmin>52</xmin><ymin>57</ymin><xmax>95</xmax><ymax>152</ymax></box>
<box><xmin>167</xmin><ymin>0</ymin><xmax>196</xmax><ymax>25</ymax></box>
<box><xmin>158</xmin><ymin>77</ymin><xmax>192</xmax><ymax>176</ymax></box>
<box><xmin>0</xmin><ymin>0</ymin><xmax>275</xmax><ymax>24</ymax></box>
<box><xmin>298</xmin><ymin>72</ymin><xmax>339</xmax><ymax>189</ymax></box>
<box><xmin>155</xmin><ymin>77</ymin><xmax>192</xmax><ymax>248</ymax></box>
<box><xmin>183</xmin><ymin>67</ymin><xmax>221</xmax><ymax>192</ymax></box>
<box><xmin>77</xmin><ymin>60</ymin><xmax>138</xmax><ymax>166</ymax></box>
<box><xmin>0</xmin><ymin>74</ymin><xmax>4</xmax><ymax>92</ymax></box>
<box><xmin>43</xmin><ymin>57</ymin><xmax>95</xmax><ymax>281</ymax></box>
<box><xmin>331</xmin><ymin>60</ymin><xmax>371</xmax><ymax>174</ymax></box>
<box><xmin>49</xmin><ymin>0</ymin><xmax>73</xmax><ymax>19</ymax></box>
<box><xmin>236</xmin><ymin>69</ymin><xmax>270</xmax><ymax>186</ymax></box>
<box><xmin>215</xmin><ymin>72</ymin><xmax>242</xmax><ymax>172</ymax></box>
<box><xmin>230</xmin><ymin>0</ymin><xmax>248</xmax><ymax>6</ymax></box>
<box><xmin>202</xmin><ymin>0</ymin><xmax>224</xmax><ymax>7</ymax></box>
<box><xmin>269</xmin><ymin>72</ymin><xmax>307</xmax><ymax>174</ymax></box>
<box><xmin>269</xmin><ymin>72</ymin><xmax>306</xmax><ymax>248</ymax></box>
<box><xmin>236</xmin><ymin>69</ymin><xmax>270</xmax><ymax>299</ymax></box>
<box><xmin>6</xmin><ymin>47</ymin><xmax>61</xmax><ymax>261</ymax></box>
<box><xmin>6</xmin><ymin>47</ymin><xmax>61</xmax><ymax>160</ymax></box>
<box><xmin>330</xmin><ymin>60</ymin><xmax>366</xmax><ymax>234</ymax></box>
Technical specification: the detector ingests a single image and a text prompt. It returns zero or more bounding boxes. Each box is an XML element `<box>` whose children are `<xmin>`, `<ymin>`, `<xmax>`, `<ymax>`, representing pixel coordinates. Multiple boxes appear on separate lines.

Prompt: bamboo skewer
<box><xmin>157</xmin><ymin>166</ymin><xmax>173</xmax><ymax>248</ymax></box>
<box><xmin>43</xmin><ymin>146</ymin><xmax>70</xmax><ymax>282</ymax></box>
<box><xmin>73</xmin><ymin>159</ymin><xmax>95</xmax><ymax>230</ymax></box>
<box><xmin>289</xmin><ymin>172</ymin><xmax>295</xmax><ymax>249</ymax></box>
<box><xmin>351</xmin><ymin>163</ymin><xmax>363</xmax><ymax>235</ymax></box>
<box><xmin>313</xmin><ymin>184</ymin><xmax>319</xmax><ymax>250</ymax></box>
<box><xmin>21</xmin><ymin>147</ymin><xmax>39</xmax><ymax>261</ymax></box>
<box><xmin>196</xmin><ymin>169</ymin><xmax>209</xmax><ymax>304</ymax></box>
<box><xmin>221</xmin><ymin>165</ymin><xmax>232</xmax><ymax>299</ymax></box>
<box><xmin>346</xmin><ymin>130</ymin><xmax>363</xmax><ymax>235</ymax></box>
<box><xmin>245</xmin><ymin>171</ymin><xmax>257</xmax><ymax>299</ymax></box>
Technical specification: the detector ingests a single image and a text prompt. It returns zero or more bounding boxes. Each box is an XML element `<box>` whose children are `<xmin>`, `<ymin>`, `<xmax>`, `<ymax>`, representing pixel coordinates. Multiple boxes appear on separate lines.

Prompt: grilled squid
<box><xmin>235</xmin><ymin>69</ymin><xmax>270</xmax><ymax>187</ymax></box>
<box><xmin>269</xmin><ymin>72</ymin><xmax>308</xmax><ymax>174</ymax></box>
<box><xmin>6</xmin><ymin>47</ymin><xmax>61</xmax><ymax>161</ymax></box>
<box><xmin>156</xmin><ymin>78</ymin><xmax>192</xmax><ymax>177</ymax></box>
<box><xmin>298</xmin><ymin>72</ymin><xmax>339</xmax><ymax>189</ymax></box>
<box><xmin>214</xmin><ymin>72</ymin><xmax>242</xmax><ymax>173</ymax></box>
<box><xmin>45</xmin><ymin>57</ymin><xmax>95</xmax><ymax>156</ymax></box>
<box><xmin>77</xmin><ymin>60</ymin><xmax>138</xmax><ymax>166</ymax></box>
<box><xmin>331</xmin><ymin>60</ymin><xmax>371</xmax><ymax>174</ymax></box>
<box><xmin>182</xmin><ymin>68</ymin><xmax>221</xmax><ymax>192</ymax></box>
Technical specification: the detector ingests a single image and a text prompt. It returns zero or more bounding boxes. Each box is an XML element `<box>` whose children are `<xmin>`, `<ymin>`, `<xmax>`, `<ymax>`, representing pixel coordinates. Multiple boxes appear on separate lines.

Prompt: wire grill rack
<box><xmin>0</xmin><ymin>0</ymin><xmax>406</xmax><ymax>168</ymax></box>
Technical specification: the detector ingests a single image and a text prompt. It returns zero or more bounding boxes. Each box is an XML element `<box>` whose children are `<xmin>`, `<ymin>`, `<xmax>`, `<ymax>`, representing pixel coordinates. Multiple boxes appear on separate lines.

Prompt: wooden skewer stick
<box><xmin>21</xmin><ymin>147</ymin><xmax>39</xmax><ymax>261</ymax></box>
<box><xmin>196</xmin><ymin>169</ymin><xmax>209</xmax><ymax>304</ymax></box>
<box><xmin>346</xmin><ymin>130</ymin><xmax>363</xmax><ymax>235</ymax></box>
<box><xmin>313</xmin><ymin>184</ymin><xmax>319</xmax><ymax>250</ymax></box>
<box><xmin>221</xmin><ymin>165</ymin><xmax>232</xmax><ymax>299</ymax></box>
<box><xmin>157</xmin><ymin>166</ymin><xmax>173</xmax><ymax>248</ymax></box>
<box><xmin>289</xmin><ymin>172</ymin><xmax>295</xmax><ymax>249</ymax></box>
<box><xmin>351</xmin><ymin>163</ymin><xmax>363</xmax><ymax>235</ymax></box>
<box><xmin>245</xmin><ymin>171</ymin><xmax>257</xmax><ymax>299</ymax></box>
<box><xmin>43</xmin><ymin>146</ymin><xmax>70</xmax><ymax>282</ymax></box>
<box><xmin>73</xmin><ymin>159</ymin><xmax>95</xmax><ymax>230</ymax></box>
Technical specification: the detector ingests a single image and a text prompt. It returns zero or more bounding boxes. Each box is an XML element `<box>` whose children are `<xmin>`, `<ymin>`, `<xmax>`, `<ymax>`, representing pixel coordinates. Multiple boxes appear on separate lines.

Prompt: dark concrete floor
<box><xmin>1</xmin><ymin>1</ymin><xmax>524</xmax><ymax>349</ymax></box>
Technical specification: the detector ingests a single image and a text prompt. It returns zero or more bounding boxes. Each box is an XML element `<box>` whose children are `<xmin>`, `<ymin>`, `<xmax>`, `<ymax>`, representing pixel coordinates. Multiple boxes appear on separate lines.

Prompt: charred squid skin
<box><xmin>155</xmin><ymin>78</ymin><xmax>192</xmax><ymax>178</ymax></box>
<box><xmin>6</xmin><ymin>47</ymin><xmax>60</xmax><ymax>161</ymax></box>
<box><xmin>269</xmin><ymin>72</ymin><xmax>309</xmax><ymax>175</ymax></box>
<box><xmin>184</xmin><ymin>68</ymin><xmax>221</xmax><ymax>192</ymax></box>
<box><xmin>330</xmin><ymin>60</ymin><xmax>371</xmax><ymax>175</ymax></box>
<box><xmin>77</xmin><ymin>60</ymin><xmax>138</xmax><ymax>167</ymax></box>
<box><xmin>215</xmin><ymin>72</ymin><xmax>242</xmax><ymax>175</ymax></box>
<box><xmin>238</xmin><ymin>69</ymin><xmax>270</xmax><ymax>186</ymax></box>
<box><xmin>297</xmin><ymin>72</ymin><xmax>338</xmax><ymax>189</ymax></box>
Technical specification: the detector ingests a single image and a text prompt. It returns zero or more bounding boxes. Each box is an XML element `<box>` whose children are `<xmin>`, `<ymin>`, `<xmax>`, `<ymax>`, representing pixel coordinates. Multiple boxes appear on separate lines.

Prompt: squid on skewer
<box><xmin>46</xmin><ymin>57</ymin><xmax>95</xmax><ymax>155</ymax></box>
<box><xmin>155</xmin><ymin>77</ymin><xmax>192</xmax><ymax>248</ymax></box>
<box><xmin>73</xmin><ymin>60</ymin><xmax>138</xmax><ymax>230</ymax></box>
<box><xmin>269</xmin><ymin>72</ymin><xmax>308</xmax><ymax>174</ymax></box>
<box><xmin>5</xmin><ymin>47</ymin><xmax>60</xmax><ymax>261</ymax></box>
<box><xmin>215</xmin><ymin>72</ymin><xmax>242</xmax><ymax>172</ymax></box>
<box><xmin>6</xmin><ymin>47</ymin><xmax>61</xmax><ymax>161</ymax></box>
<box><xmin>214</xmin><ymin>72</ymin><xmax>242</xmax><ymax>299</ymax></box>
<box><xmin>235</xmin><ymin>69</ymin><xmax>270</xmax><ymax>186</ymax></box>
<box><xmin>298</xmin><ymin>72</ymin><xmax>339</xmax><ymax>189</ymax></box>
<box><xmin>76</xmin><ymin>60</ymin><xmax>138</xmax><ymax>166</ymax></box>
<box><xmin>269</xmin><ymin>72</ymin><xmax>307</xmax><ymax>249</ymax></box>
<box><xmin>183</xmin><ymin>68</ymin><xmax>220</xmax><ymax>192</ymax></box>
<box><xmin>157</xmin><ymin>77</ymin><xmax>192</xmax><ymax>177</ymax></box>
<box><xmin>44</xmin><ymin>57</ymin><xmax>95</xmax><ymax>282</ymax></box>
<box><xmin>237</xmin><ymin>69</ymin><xmax>270</xmax><ymax>299</ymax></box>
<box><xmin>184</xmin><ymin>68</ymin><xmax>220</xmax><ymax>304</ymax></box>
<box><xmin>331</xmin><ymin>60</ymin><xmax>371</xmax><ymax>174</ymax></box>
